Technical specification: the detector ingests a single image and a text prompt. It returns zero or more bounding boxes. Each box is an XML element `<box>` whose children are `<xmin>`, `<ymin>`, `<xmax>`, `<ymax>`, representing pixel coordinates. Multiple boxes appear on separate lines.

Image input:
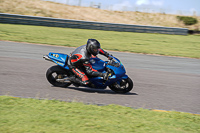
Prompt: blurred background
<box><xmin>0</xmin><ymin>0</ymin><xmax>200</xmax><ymax>31</ymax></box>
<box><xmin>45</xmin><ymin>0</ymin><xmax>200</xmax><ymax>16</ymax></box>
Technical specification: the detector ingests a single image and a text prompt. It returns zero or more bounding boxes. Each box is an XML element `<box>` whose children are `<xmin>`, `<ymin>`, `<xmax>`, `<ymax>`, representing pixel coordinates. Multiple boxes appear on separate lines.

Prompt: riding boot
<box><xmin>69</xmin><ymin>76</ymin><xmax>89</xmax><ymax>86</ymax></box>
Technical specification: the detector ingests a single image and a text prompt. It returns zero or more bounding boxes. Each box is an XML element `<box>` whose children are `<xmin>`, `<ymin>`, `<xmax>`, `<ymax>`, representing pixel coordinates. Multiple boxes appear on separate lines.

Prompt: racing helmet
<box><xmin>86</xmin><ymin>39</ymin><xmax>100</xmax><ymax>56</ymax></box>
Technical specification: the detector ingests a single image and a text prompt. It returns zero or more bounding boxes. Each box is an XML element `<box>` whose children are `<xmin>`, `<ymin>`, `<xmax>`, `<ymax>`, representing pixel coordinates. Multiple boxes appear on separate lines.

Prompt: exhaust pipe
<box><xmin>43</xmin><ymin>55</ymin><xmax>53</xmax><ymax>62</ymax></box>
<box><xmin>56</xmin><ymin>78</ymin><xmax>71</xmax><ymax>83</ymax></box>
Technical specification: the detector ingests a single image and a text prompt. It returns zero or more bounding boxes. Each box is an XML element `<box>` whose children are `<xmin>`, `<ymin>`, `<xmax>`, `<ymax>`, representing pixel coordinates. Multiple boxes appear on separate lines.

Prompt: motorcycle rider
<box><xmin>68</xmin><ymin>39</ymin><xmax>112</xmax><ymax>87</ymax></box>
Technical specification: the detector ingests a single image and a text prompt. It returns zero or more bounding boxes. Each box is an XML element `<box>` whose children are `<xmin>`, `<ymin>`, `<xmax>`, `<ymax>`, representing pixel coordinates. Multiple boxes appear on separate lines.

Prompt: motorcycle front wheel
<box><xmin>46</xmin><ymin>65</ymin><xmax>72</xmax><ymax>87</ymax></box>
<box><xmin>109</xmin><ymin>77</ymin><xmax>133</xmax><ymax>94</ymax></box>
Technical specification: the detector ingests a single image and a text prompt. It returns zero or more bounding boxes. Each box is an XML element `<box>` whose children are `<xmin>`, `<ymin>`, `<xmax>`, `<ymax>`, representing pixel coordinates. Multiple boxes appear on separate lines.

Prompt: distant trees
<box><xmin>177</xmin><ymin>16</ymin><xmax>198</xmax><ymax>25</ymax></box>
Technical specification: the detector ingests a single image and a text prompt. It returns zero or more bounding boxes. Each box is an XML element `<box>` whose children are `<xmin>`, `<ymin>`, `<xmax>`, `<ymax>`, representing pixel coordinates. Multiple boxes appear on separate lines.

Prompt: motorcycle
<box><xmin>43</xmin><ymin>52</ymin><xmax>133</xmax><ymax>93</ymax></box>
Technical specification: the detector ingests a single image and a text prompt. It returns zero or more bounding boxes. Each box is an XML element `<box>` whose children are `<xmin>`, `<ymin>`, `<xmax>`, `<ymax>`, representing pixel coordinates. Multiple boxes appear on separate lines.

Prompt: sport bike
<box><xmin>43</xmin><ymin>52</ymin><xmax>133</xmax><ymax>93</ymax></box>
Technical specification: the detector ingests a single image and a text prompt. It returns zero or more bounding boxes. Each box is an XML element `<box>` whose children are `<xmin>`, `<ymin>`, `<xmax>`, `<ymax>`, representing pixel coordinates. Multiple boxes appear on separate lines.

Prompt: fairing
<box><xmin>48</xmin><ymin>52</ymin><xmax>70</xmax><ymax>69</ymax></box>
<box><xmin>46</xmin><ymin>53</ymin><xmax>128</xmax><ymax>89</ymax></box>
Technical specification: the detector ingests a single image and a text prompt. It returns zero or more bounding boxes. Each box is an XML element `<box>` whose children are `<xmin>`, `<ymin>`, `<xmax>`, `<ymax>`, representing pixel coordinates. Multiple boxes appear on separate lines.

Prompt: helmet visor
<box><xmin>93</xmin><ymin>48</ymin><xmax>99</xmax><ymax>53</ymax></box>
<box><xmin>93</xmin><ymin>48</ymin><xmax>99</xmax><ymax>55</ymax></box>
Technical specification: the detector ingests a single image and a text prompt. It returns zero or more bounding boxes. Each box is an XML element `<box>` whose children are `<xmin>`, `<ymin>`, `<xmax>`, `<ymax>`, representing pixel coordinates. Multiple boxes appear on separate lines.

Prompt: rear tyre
<box><xmin>109</xmin><ymin>77</ymin><xmax>133</xmax><ymax>94</ymax></box>
<box><xmin>46</xmin><ymin>65</ymin><xmax>72</xmax><ymax>87</ymax></box>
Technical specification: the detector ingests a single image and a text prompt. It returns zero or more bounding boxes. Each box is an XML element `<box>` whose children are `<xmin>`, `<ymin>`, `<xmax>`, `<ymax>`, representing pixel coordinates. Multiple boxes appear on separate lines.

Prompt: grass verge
<box><xmin>0</xmin><ymin>96</ymin><xmax>200</xmax><ymax>133</ymax></box>
<box><xmin>0</xmin><ymin>23</ymin><xmax>200</xmax><ymax>58</ymax></box>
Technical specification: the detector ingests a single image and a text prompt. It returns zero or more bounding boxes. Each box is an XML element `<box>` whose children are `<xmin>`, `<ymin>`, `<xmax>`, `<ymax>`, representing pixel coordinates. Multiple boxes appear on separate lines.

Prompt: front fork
<box><xmin>113</xmin><ymin>75</ymin><xmax>128</xmax><ymax>88</ymax></box>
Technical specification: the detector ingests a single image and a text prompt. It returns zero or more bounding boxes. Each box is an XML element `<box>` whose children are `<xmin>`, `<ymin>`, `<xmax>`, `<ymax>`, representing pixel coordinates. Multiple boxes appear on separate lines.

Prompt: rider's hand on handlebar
<box><xmin>108</xmin><ymin>54</ymin><xmax>113</xmax><ymax>60</ymax></box>
<box><xmin>108</xmin><ymin>57</ymin><xmax>113</xmax><ymax>60</ymax></box>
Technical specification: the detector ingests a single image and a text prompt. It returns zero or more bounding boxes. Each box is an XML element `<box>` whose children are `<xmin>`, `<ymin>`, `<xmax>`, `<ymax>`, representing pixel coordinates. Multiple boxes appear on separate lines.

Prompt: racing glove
<box><xmin>108</xmin><ymin>55</ymin><xmax>113</xmax><ymax>60</ymax></box>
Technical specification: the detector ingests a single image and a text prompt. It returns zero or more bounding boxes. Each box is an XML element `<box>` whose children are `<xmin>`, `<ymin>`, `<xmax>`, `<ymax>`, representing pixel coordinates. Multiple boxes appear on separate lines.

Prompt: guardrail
<box><xmin>0</xmin><ymin>13</ymin><xmax>188</xmax><ymax>35</ymax></box>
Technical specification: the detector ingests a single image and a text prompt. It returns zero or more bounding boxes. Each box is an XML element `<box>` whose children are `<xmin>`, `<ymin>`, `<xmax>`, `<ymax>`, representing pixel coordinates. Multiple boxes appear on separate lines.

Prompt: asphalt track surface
<box><xmin>0</xmin><ymin>41</ymin><xmax>200</xmax><ymax>114</ymax></box>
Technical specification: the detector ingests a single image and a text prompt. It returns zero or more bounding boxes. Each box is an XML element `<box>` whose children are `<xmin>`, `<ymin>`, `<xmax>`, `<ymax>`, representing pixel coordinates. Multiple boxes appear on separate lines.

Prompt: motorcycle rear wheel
<box><xmin>109</xmin><ymin>77</ymin><xmax>133</xmax><ymax>94</ymax></box>
<box><xmin>46</xmin><ymin>65</ymin><xmax>72</xmax><ymax>87</ymax></box>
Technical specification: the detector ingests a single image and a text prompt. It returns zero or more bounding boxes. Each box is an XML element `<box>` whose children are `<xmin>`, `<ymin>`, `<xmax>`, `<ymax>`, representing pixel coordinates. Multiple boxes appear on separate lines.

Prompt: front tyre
<box><xmin>46</xmin><ymin>65</ymin><xmax>71</xmax><ymax>87</ymax></box>
<box><xmin>109</xmin><ymin>77</ymin><xmax>133</xmax><ymax>94</ymax></box>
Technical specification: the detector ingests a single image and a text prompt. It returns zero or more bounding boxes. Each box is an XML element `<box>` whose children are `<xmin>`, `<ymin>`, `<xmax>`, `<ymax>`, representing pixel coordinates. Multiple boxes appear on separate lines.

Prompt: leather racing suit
<box><xmin>68</xmin><ymin>44</ymin><xmax>110</xmax><ymax>86</ymax></box>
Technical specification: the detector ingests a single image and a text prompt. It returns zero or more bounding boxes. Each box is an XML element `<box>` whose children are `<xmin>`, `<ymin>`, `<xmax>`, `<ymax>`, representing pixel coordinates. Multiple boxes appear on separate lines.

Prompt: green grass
<box><xmin>0</xmin><ymin>23</ymin><xmax>200</xmax><ymax>58</ymax></box>
<box><xmin>0</xmin><ymin>96</ymin><xmax>200</xmax><ymax>133</ymax></box>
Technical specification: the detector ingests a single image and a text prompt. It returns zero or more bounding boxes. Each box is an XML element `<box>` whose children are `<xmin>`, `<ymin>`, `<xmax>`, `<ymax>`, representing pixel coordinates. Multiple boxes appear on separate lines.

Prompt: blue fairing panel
<box><xmin>121</xmin><ymin>75</ymin><xmax>128</xmax><ymax>79</ymax></box>
<box><xmin>48</xmin><ymin>52</ymin><xmax>69</xmax><ymax>67</ymax></box>
<box><xmin>90</xmin><ymin>58</ymin><xmax>106</xmax><ymax>72</ymax></box>
<box><xmin>107</xmin><ymin>64</ymin><xmax>126</xmax><ymax>78</ymax></box>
